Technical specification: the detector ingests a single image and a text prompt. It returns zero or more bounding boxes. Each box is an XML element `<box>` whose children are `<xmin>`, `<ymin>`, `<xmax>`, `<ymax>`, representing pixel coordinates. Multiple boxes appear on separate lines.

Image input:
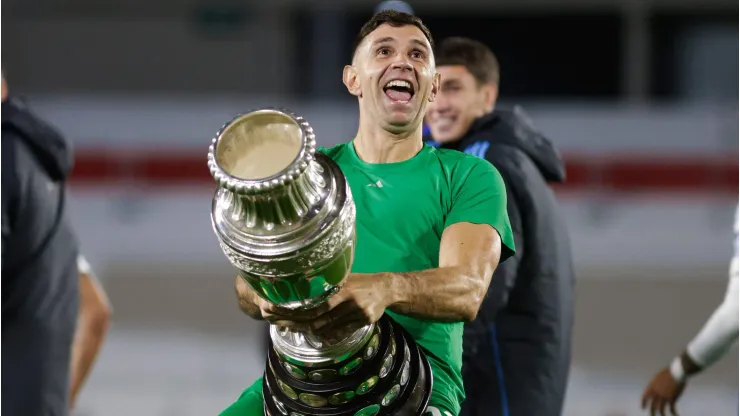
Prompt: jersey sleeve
<box><xmin>445</xmin><ymin>157</ymin><xmax>516</xmax><ymax>262</ymax></box>
<box><xmin>684</xmin><ymin>208</ymin><xmax>740</xmax><ymax>368</ymax></box>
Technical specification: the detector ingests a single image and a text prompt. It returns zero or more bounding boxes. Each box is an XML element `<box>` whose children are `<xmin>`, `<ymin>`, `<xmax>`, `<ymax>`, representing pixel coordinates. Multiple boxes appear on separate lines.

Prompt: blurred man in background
<box><xmin>641</xmin><ymin>207</ymin><xmax>739</xmax><ymax>416</ymax></box>
<box><xmin>425</xmin><ymin>37</ymin><xmax>575</xmax><ymax>416</ymax></box>
<box><xmin>2</xmin><ymin>73</ymin><xmax>112</xmax><ymax>414</ymax></box>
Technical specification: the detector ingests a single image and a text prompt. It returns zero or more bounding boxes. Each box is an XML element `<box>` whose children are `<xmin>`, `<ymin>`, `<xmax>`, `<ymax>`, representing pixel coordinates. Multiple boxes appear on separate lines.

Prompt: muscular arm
<box><xmin>240</xmin><ymin>222</ymin><xmax>504</xmax><ymax>335</ymax></box>
<box><xmin>386</xmin><ymin>221</ymin><xmax>502</xmax><ymax>322</ymax></box>
<box><xmin>69</xmin><ymin>255</ymin><xmax>112</xmax><ymax>407</ymax></box>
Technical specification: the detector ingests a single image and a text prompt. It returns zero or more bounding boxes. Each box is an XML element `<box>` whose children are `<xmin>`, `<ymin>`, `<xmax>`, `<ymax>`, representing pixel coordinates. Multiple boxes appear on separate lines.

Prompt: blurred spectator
<box><xmin>641</xmin><ymin>206</ymin><xmax>739</xmax><ymax>416</ymax></box>
<box><xmin>2</xmin><ymin>73</ymin><xmax>111</xmax><ymax>414</ymax></box>
<box><xmin>2</xmin><ymin>73</ymin><xmax>79</xmax><ymax>415</ymax></box>
<box><xmin>425</xmin><ymin>37</ymin><xmax>575</xmax><ymax>416</ymax></box>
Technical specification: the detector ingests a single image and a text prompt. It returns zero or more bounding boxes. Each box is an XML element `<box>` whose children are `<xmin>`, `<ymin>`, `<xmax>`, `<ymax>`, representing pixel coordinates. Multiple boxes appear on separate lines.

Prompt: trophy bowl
<box><xmin>208</xmin><ymin>109</ymin><xmax>432</xmax><ymax>415</ymax></box>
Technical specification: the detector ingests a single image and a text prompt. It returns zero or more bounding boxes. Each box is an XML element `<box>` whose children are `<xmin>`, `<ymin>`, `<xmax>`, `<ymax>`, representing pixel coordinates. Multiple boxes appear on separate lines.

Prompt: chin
<box><xmin>385</xmin><ymin>113</ymin><xmax>416</xmax><ymax>127</ymax></box>
<box><xmin>383</xmin><ymin>120</ymin><xmax>418</xmax><ymax>135</ymax></box>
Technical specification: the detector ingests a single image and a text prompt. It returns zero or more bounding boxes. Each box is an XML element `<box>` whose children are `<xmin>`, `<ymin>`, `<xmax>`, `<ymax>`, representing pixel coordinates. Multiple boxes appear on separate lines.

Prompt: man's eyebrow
<box><xmin>410</xmin><ymin>39</ymin><xmax>430</xmax><ymax>52</ymax></box>
<box><xmin>371</xmin><ymin>37</ymin><xmax>430</xmax><ymax>51</ymax></box>
<box><xmin>372</xmin><ymin>36</ymin><xmax>396</xmax><ymax>45</ymax></box>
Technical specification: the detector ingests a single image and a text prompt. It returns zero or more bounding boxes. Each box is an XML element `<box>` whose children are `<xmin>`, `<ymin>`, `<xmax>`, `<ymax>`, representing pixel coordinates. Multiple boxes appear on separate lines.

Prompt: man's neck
<box><xmin>353</xmin><ymin>117</ymin><xmax>423</xmax><ymax>164</ymax></box>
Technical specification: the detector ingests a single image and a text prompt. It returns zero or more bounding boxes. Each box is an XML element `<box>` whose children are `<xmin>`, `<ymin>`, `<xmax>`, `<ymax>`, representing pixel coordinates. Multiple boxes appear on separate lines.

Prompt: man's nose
<box><xmin>432</xmin><ymin>93</ymin><xmax>450</xmax><ymax>111</ymax></box>
<box><xmin>390</xmin><ymin>55</ymin><xmax>413</xmax><ymax>71</ymax></box>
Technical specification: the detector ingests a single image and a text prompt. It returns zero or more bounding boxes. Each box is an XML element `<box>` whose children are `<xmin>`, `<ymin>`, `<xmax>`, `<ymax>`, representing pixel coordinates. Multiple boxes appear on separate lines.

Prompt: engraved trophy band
<box><xmin>208</xmin><ymin>109</ymin><xmax>432</xmax><ymax>415</ymax></box>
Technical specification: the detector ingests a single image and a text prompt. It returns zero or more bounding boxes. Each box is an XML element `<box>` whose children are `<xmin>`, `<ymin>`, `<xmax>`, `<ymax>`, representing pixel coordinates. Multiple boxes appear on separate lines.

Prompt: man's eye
<box><xmin>378</xmin><ymin>48</ymin><xmax>391</xmax><ymax>56</ymax></box>
<box><xmin>411</xmin><ymin>51</ymin><xmax>424</xmax><ymax>59</ymax></box>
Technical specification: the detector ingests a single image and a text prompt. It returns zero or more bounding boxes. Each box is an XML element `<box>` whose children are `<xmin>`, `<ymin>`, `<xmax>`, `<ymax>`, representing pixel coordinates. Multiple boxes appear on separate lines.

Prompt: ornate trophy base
<box><xmin>263</xmin><ymin>315</ymin><xmax>433</xmax><ymax>416</ymax></box>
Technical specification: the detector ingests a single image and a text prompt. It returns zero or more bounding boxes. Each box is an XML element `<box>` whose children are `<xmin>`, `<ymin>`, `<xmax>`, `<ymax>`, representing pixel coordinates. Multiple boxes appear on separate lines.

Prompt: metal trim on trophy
<box><xmin>208</xmin><ymin>108</ymin><xmax>433</xmax><ymax>416</ymax></box>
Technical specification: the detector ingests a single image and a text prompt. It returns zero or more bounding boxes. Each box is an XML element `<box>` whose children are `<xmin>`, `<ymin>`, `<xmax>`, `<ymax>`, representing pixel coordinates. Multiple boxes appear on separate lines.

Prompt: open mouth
<box><xmin>383</xmin><ymin>80</ymin><xmax>415</xmax><ymax>103</ymax></box>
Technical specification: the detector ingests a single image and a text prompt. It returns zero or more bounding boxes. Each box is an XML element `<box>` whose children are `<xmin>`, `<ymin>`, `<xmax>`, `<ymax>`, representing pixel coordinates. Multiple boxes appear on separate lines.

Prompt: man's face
<box><xmin>343</xmin><ymin>24</ymin><xmax>440</xmax><ymax>134</ymax></box>
<box><xmin>425</xmin><ymin>65</ymin><xmax>497</xmax><ymax>143</ymax></box>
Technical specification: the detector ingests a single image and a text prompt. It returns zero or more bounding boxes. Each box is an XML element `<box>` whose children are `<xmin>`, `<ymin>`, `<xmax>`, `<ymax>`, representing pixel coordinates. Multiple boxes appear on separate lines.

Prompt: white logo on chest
<box><xmin>367</xmin><ymin>180</ymin><xmax>383</xmax><ymax>188</ymax></box>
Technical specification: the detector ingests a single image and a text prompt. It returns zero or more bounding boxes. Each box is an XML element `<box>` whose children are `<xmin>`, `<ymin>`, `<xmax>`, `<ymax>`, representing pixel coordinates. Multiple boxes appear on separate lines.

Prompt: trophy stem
<box><xmin>270</xmin><ymin>323</ymin><xmax>377</xmax><ymax>369</ymax></box>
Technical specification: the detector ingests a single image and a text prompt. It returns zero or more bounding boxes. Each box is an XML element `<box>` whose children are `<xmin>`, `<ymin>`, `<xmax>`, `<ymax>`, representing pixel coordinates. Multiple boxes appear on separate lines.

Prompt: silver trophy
<box><xmin>208</xmin><ymin>109</ymin><xmax>432</xmax><ymax>416</ymax></box>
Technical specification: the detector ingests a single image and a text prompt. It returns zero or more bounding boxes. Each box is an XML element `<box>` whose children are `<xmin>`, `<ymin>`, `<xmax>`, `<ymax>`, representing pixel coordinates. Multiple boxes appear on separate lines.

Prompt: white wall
<box><xmin>69</xmin><ymin>188</ymin><xmax>738</xmax><ymax>278</ymax></box>
<box><xmin>23</xmin><ymin>96</ymin><xmax>738</xmax><ymax>156</ymax></box>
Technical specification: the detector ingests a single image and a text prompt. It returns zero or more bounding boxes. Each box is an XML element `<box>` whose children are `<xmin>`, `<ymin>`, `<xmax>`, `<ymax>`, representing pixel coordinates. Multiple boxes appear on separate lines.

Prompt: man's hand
<box><xmin>309</xmin><ymin>273</ymin><xmax>394</xmax><ymax>337</ymax></box>
<box><xmin>252</xmin><ymin>273</ymin><xmax>394</xmax><ymax>339</ymax></box>
<box><xmin>234</xmin><ymin>275</ymin><xmax>307</xmax><ymax>325</ymax></box>
<box><xmin>641</xmin><ymin>368</ymin><xmax>686</xmax><ymax>416</ymax></box>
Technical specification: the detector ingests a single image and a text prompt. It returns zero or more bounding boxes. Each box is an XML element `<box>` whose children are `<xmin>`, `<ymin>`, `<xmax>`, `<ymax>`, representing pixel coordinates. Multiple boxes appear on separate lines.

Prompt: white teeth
<box><xmin>385</xmin><ymin>80</ymin><xmax>412</xmax><ymax>90</ymax></box>
<box><xmin>435</xmin><ymin>117</ymin><xmax>454</xmax><ymax>128</ymax></box>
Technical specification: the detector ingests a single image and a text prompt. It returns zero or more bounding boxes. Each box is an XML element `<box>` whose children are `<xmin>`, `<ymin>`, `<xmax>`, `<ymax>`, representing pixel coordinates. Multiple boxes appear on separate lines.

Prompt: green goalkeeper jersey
<box><xmin>317</xmin><ymin>141</ymin><xmax>515</xmax><ymax>415</ymax></box>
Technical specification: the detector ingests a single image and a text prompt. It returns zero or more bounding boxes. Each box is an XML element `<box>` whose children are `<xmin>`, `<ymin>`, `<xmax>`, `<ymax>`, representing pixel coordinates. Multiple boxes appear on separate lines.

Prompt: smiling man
<box><xmin>424</xmin><ymin>37</ymin><xmax>574</xmax><ymax>416</ymax></box>
<box><xmin>224</xmin><ymin>11</ymin><xmax>515</xmax><ymax>416</ymax></box>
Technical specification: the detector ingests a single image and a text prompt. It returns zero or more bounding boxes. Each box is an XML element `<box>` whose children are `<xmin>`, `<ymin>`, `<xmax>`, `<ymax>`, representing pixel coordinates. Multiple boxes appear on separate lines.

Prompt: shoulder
<box><xmin>430</xmin><ymin>146</ymin><xmax>504</xmax><ymax>190</ymax></box>
<box><xmin>317</xmin><ymin>142</ymin><xmax>350</xmax><ymax>161</ymax></box>
<box><xmin>2</xmin><ymin>127</ymin><xmax>29</xmax><ymax>182</ymax></box>
<box><xmin>479</xmin><ymin>143</ymin><xmax>535</xmax><ymax>186</ymax></box>
<box><xmin>430</xmin><ymin>145</ymin><xmax>489</xmax><ymax>169</ymax></box>
<box><xmin>484</xmin><ymin>142</ymin><xmax>528</xmax><ymax>166</ymax></box>
<box><xmin>2</xmin><ymin>126</ymin><xmax>44</xmax><ymax>183</ymax></box>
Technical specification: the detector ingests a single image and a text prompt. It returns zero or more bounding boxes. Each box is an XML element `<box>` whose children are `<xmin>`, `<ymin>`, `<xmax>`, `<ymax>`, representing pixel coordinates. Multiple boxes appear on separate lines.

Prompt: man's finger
<box><xmin>257</xmin><ymin>299</ymin><xmax>277</xmax><ymax>314</ymax></box>
<box><xmin>311</xmin><ymin>302</ymin><xmax>356</xmax><ymax>332</ymax></box>
<box><xmin>313</xmin><ymin>319</ymin><xmax>366</xmax><ymax>344</ymax></box>
<box><xmin>267</xmin><ymin>302</ymin><xmax>333</xmax><ymax>321</ymax></box>
<box><xmin>262</xmin><ymin>312</ymin><xmax>293</xmax><ymax>322</ymax></box>
<box><xmin>669</xmin><ymin>399</ymin><xmax>679</xmax><ymax>416</ymax></box>
<box><xmin>293</xmin><ymin>302</ymin><xmax>333</xmax><ymax>320</ymax></box>
<box><xmin>650</xmin><ymin>396</ymin><xmax>662</xmax><ymax>416</ymax></box>
<box><xmin>321</xmin><ymin>293</ymin><xmax>347</xmax><ymax>312</ymax></box>
<box><xmin>314</xmin><ymin>310</ymin><xmax>368</xmax><ymax>338</ymax></box>
<box><xmin>268</xmin><ymin>320</ymin><xmax>311</xmax><ymax>333</ymax></box>
<box><xmin>641</xmin><ymin>388</ymin><xmax>651</xmax><ymax>409</ymax></box>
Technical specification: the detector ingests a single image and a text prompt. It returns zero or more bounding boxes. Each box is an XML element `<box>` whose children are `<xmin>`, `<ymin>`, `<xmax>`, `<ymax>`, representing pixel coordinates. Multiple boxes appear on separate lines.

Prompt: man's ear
<box><xmin>482</xmin><ymin>83</ymin><xmax>499</xmax><ymax>112</ymax></box>
<box><xmin>428</xmin><ymin>72</ymin><xmax>441</xmax><ymax>102</ymax></box>
<box><xmin>343</xmin><ymin>65</ymin><xmax>362</xmax><ymax>98</ymax></box>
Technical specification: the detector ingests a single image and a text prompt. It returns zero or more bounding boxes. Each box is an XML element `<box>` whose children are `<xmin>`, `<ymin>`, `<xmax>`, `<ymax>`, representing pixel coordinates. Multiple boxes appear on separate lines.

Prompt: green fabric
<box><xmin>218</xmin><ymin>377</ymin><xmax>457</xmax><ymax>416</ymax></box>
<box><xmin>220</xmin><ymin>142</ymin><xmax>514</xmax><ymax>416</ymax></box>
<box><xmin>218</xmin><ymin>377</ymin><xmax>263</xmax><ymax>416</ymax></box>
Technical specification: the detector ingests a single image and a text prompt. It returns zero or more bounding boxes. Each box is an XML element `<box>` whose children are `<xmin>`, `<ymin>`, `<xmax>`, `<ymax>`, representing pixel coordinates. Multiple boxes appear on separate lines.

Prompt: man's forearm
<box><xmin>385</xmin><ymin>266</ymin><xmax>487</xmax><ymax>322</ymax></box>
<box><xmin>69</xmin><ymin>308</ymin><xmax>109</xmax><ymax>404</ymax></box>
<box><xmin>671</xmin><ymin>258</ymin><xmax>739</xmax><ymax>381</ymax></box>
<box><xmin>683</xmin><ymin>271</ymin><xmax>739</xmax><ymax>375</ymax></box>
<box><xmin>69</xmin><ymin>267</ymin><xmax>111</xmax><ymax>407</ymax></box>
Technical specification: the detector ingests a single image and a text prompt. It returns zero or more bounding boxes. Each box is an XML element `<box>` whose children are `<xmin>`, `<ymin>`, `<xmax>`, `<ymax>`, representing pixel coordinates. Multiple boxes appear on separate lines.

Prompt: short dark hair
<box><xmin>436</xmin><ymin>37</ymin><xmax>500</xmax><ymax>86</ymax></box>
<box><xmin>351</xmin><ymin>10</ymin><xmax>434</xmax><ymax>60</ymax></box>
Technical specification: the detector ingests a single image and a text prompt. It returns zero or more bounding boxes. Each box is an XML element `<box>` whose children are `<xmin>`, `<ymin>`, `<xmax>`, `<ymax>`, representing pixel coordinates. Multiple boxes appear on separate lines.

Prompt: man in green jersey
<box><xmin>223</xmin><ymin>10</ymin><xmax>515</xmax><ymax>416</ymax></box>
